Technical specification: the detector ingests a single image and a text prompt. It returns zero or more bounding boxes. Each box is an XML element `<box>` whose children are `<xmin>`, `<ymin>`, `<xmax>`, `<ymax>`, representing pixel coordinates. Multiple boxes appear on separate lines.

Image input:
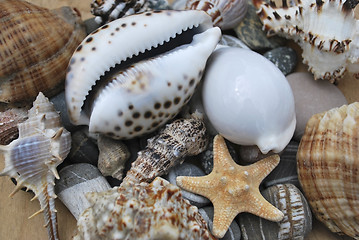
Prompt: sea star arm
<box><xmin>249</xmin><ymin>154</ymin><xmax>280</xmax><ymax>182</ymax></box>
<box><xmin>176</xmin><ymin>175</ymin><xmax>214</xmax><ymax>199</ymax></box>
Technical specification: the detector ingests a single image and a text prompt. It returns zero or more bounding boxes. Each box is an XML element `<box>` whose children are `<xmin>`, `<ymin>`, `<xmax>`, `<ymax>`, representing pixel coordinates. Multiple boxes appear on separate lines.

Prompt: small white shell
<box><xmin>202</xmin><ymin>47</ymin><xmax>296</xmax><ymax>154</ymax></box>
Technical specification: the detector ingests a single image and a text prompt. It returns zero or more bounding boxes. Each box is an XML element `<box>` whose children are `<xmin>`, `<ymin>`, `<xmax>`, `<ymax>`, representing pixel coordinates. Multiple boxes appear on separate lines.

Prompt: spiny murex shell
<box><xmin>65</xmin><ymin>10</ymin><xmax>221</xmax><ymax>140</ymax></box>
<box><xmin>122</xmin><ymin>111</ymin><xmax>208</xmax><ymax>185</ymax></box>
<box><xmin>73</xmin><ymin>177</ymin><xmax>216</xmax><ymax>240</ymax></box>
<box><xmin>0</xmin><ymin>92</ymin><xmax>72</xmax><ymax>240</ymax></box>
<box><xmin>254</xmin><ymin>0</ymin><xmax>359</xmax><ymax>82</ymax></box>
<box><xmin>0</xmin><ymin>0</ymin><xmax>86</xmax><ymax>103</ymax></box>
<box><xmin>297</xmin><ymin>102</ymin><xmax>359</xmax><ymax>239</ymax></box>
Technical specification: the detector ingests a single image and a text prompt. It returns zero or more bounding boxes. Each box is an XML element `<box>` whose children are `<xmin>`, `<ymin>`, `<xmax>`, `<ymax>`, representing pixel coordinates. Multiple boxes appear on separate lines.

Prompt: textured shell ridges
<box><xmin>254</xmin><ymin>0</ymin><xmax>359</xmax><ymax>82</ymax></box>
<box><xmin>297</xmin><ymin>102</ymin><xmax>359</xmax><ymax>239</ymax></box>
<box><xmin>74</xmin><ymin>177</ymin><xmax>216</xmax><ymax>240</ymax></box>
<box><xmin>0</xmin><ymin>0</ymin><xmax>86</xmax><ymax>103</ymax></box>
<box><xmin>0</xmin><ymin>92</ymin><xmax>72</xmax><ymax>240</ymax></box>
<box><xmin>122</xmin><ymin>112</ymin><xmax>208</xmax><ymax>185</ymax></box>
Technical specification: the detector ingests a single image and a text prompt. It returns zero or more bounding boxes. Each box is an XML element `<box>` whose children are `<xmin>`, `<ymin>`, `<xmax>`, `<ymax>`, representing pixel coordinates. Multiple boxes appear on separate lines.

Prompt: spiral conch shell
<box><xmin>74</xmin><ymin>177</ymin><xmax>215</xmax><ymax>240</ymax></box>
<box><xmin>297</xmin><ymin>102</ymin><xmax>359</xmax><ymax>239</ymax></box>
<box><xmin>254</xmin><ymin>0</ymin><xmax>359</xmax><ymax>82</ymax></box>
<box><xmin>0</xmin><ymin>92</ymin><xmax>72</xmax><ymax>240</ymax></box>
<box><xmin>65</xmin><ymin>10</ymin><xmax>221</xmax><ymax>140</ymax></box>
<box><xmin>0</xmin><ymin>0</ymin><xmax>86</xmax><ymax>103</ymax></box>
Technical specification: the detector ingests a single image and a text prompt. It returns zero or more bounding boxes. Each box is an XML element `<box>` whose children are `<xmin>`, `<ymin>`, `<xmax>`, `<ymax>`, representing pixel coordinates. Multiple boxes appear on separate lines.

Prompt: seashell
<box><xmin>254</xmin><ymin>0</ymin><xmax>359</xmax><ymax>82</ymax></box>
<box><xmin>0</xmin><ymin>0</ymin><xmax>86</xmax><ymax>103</ymax></box>
<box><xmin>184</xmin><ymin>0</ymin><xmax>248</xmax><ymax>30</ymax></box>
<box><xmin>122</xmin><ymin>112</ymin><xmax>208</xmax><ymax>185</ymax></box>
<box><xmin>73</xmin><ymin>177</ymin><xmax>216</xmax><ymax>240</ymax></box>
<box><xmin>0</xmin><ymin>108</ymin><xmax>28</xmax><ymax>145</ymax></box>
<box><xmin>238</xmin><ymin>183</ymin><xmax>312</xmax><ymax>240</ymax></box>
<box><xmin>297</xmin><ymin>102</ymin><xmax>359</xmax><ymax>239</ymax></box>
<box><xmin>202</xmin><ymin>47</ymin><xmax>296</xmax><ymax>154</ymax></box>
<box><xmin>91</xmin><ymin>0</ymin><xmax>150</xmax><ymax>24</ymax></box>
<box><xmin>65</xmin><ymin>10</ymin><xmax>221</xmax><ymax>140</ymax></box>
<box><xmin>97</xmin><ymin>134</ymin><xmax>130</xmax><ymax>180</ymax></box>
<box><xmin>55</xmin><ymin>163</ymin><xmax>111</xmax><ymax>220</ymax></box>
<box><xmin>0</xmin><ymin>92</ymin><xmax>72</xmax><ymax>240</ymax></box>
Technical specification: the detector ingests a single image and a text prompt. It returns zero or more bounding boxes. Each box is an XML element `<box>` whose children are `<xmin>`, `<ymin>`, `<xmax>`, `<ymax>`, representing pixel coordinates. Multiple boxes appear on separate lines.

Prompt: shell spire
<box><xmin>121</xmin><ymin>112</ymin><xmax>209</xmax><ymax>186</ymax></box>
<box><xmin>0</xmin><ymin>92</ymin><xmax>72</xmax><ymax>240</ymax></box>
<box><xmin>254</xmin><ymin>0</ymin><xmax>359</xmax><ymax>82</ymax></box>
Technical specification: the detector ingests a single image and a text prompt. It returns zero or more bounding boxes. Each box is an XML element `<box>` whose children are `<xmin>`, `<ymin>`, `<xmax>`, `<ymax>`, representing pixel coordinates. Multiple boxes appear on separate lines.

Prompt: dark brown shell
<box><xmin>0</xmin><ymin>0</ymin><xmax>86</xmax><ymax>103</ymax></box>
<box><xmin>0</xmin><ymin>108</ymin><xmax>27</xmax><ymax>145</ymax></box>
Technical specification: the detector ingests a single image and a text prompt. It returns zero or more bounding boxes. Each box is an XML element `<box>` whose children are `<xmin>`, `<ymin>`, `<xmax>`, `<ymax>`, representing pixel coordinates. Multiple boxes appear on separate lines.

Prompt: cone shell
<box><xmin>297</xmin><ymin>102</ymin><xmax>359</xmax><ymax>239</ymax></box>
<box><xmin>0</xmin><ymin>0</ymin><xmax>86</xmax><ymax>103</ymax></box>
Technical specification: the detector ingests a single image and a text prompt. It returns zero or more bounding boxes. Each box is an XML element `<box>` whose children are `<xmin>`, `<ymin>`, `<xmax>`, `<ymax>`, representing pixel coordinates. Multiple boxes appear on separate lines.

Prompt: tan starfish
<box><xmin>176</xmin><ymin>134</ymin><xmax>284</xmax><ymax>238</ymax></box>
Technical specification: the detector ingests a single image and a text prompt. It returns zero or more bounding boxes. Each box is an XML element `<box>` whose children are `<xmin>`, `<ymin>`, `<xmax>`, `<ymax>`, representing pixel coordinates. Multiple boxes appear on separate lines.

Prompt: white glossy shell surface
<box><xmin>202</xmin><ymin>47</ymin><xmax>296</xmax><ymax>154</ymax></box>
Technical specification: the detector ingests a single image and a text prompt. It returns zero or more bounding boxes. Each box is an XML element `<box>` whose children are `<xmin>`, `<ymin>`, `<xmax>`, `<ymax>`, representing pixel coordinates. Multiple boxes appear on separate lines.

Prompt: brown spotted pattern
<box><xmin>122</xmin><ymin>112</ymin><xmax>208</xmax><ymax>185</ymax></box>
<box><xmin>74</xmin><ymin>177</ymin><xmax>216</xmax><ymax>240</ymax></box>
<box><xmin>0</xmin><ymin>0</ymin><xmax>86</xmax><ymax>103</ymax></box>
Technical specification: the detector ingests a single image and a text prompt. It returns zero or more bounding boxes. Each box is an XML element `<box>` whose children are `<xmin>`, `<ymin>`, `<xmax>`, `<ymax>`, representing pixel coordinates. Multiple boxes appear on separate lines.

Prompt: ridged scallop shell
<box><xmin>122</xmin><ymin>112</ymin><xmax>208</xmax><ymax>185</ymax></box>
<box><xmin>0</xmin><ymin>108</ymin><xmax>28</xmax><ymax>145</ymax></box>
<box><xmin>0</xmin><ymin>92</ymin><xmax>72</xmax><ymax>240</ymax></box>
<box><xmin>297</xmin><ymin>102</ymin><xmax>359</xmax><ymax>239</ymax></box>
<box><xmin>185</xmin><ymin>0</ymin><xmax>248</xmax><ymax>30</ymax></box>
<box><xmin>74</xmin><ymin>177</ymin><xmax>215</xmax><ymax>240</ymax></box>
<box><xmin>65</xmin><ymin>10</ymin><xmax>221</xmax><ymax>140</ymax></box>
<box><xmin>91</xmin><ymin>0</ymin><xmax>150</xmax><ymax>24</ymax></box>
<box><xmin>254</xmin><ymin>0</ymin><xmax>359</xmax><ymax>82</ymax></box>
<box><xmin>0</xmin><ymin>0</ymin><xmax>86</xmax><ymax>103</ymax></box>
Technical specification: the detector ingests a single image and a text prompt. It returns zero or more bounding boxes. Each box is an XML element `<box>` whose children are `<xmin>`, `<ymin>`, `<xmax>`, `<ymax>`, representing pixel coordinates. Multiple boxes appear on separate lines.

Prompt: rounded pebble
<box><xmin>166</xmin><ymin>162</ymin><xmax>210</xmax><ymax>207</ymax></box>
<box><xmin>286</xmin><ymin>72</ymin><xmax>348</xmax><ymax>141</ymax></box>
<box><xmin>219</xmin><ymin>34</ymin><xmax>250</xmax><ymax>49</ymax></box>
<box><xmin>236</xmin><ymin>145</ymin><xmax>279</xmax><ymax>164</ymax></box>
<box><xmin>199</xmin><ymin>206</ymin><xmax>242</xmax><ymax>240</ymax></box>
<box><xmin>263</xmin><ymin>47</ymin><xmax>297</xmax><ymax>76</ymax></box>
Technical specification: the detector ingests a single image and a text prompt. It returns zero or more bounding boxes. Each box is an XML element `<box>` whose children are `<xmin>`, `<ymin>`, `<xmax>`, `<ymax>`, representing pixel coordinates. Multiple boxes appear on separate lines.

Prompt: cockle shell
<box><xmin>0</xmin><ymin>0</ymin><xmax>86</xmax><ymax>103</ymax></box>
<box><xmin>297</xmin><ymin>102</ymin><xmax>359</xmax><ymax>239</ymax></box>
<box><xmin>73</xmin><ymin>177</ymin><xmax>216</xmax><ymax>240</ymax></box>
<box><xmin>0</xmin><ymin>108</ymin><xmax>28</xmax><ymax>145</ymax></box>
<box><xmin>122</xmin><ymin>111</ymin><xmax>208</xmax><ymax>185</ymax></box>
<box><xmin>202</xmin><ymin>47</ymin><xmax>296</xmax><ymax>154</ymax></box>
<box><xmin>185</xmin><ymin>0</ymin><xmax>248</xmax><ymax>30</ymax></box>
<box><xmin>66</xmin><ymin>10</ymin><xmax>221</xmax><ymax>140</ymax></box>
<box><xmin>91</xmin><ymin>0</ymin><xmax>150</xmax><ymax>24</ymax></box>
<box><xmin>0</xmin><ymin>92</ymin><xmax>71</xmax><ymax>240</ymax></box>
<box><xmin>254</xmin><ymin>0</ymin><xmax>359</xmax><ymax>82</ymax></box>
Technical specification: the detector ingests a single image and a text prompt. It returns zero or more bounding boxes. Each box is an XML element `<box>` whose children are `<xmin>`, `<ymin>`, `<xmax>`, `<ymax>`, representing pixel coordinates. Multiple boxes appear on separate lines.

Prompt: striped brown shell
<box><xmin>297</xmin><ymin>102</ymin><xmax>359</xmax><ymax>239</ymax></box>
<box><xmin>0</xmin><ymin>108</ymin><xmax>28</xmax><ymax>145</ymax></box>
<box><xmin>0</xmin><ymin>0</ymin><xmax>86</xmax><ymax>103</ymax></box>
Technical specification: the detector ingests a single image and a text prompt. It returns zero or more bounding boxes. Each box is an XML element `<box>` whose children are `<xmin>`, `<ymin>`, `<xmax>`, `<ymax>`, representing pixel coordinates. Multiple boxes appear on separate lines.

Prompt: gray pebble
<box><xmin>55</xmin><ymin>163</ymin><xmax>111</xmax><ymax>219</ymax></box>
<box><xmin>50</xmin><ymin>91</ymin><xmax>79</xmax><ymax>132</ymax></box>
<box><xmin>263</xmin><ymin>47</ymin><xmax>297</xmax><ymax>76</ymax></box>
<box><xmin>263</xmin><ymin>141</ymin><xmax>300</xmax><ymax>188</ymax></box>
<box><xmin>67</xmin><ymin>127</ymin><xmax>99</xmax><ymax>166</ymax></box>
<box><xmin>83</xmin><ymin>17</ymin><xmax>101</xmax><ymax>35</ymax></box>
<box><xmin>235</xmin><ymin>0</ymin><xmax>286</xmax><ymax>51</ymax></box>
<box><xmin>236</xmin><ymin>145</ymin><xmax>279</xmax><ymax>164</ymax></box>
<box><xmin>166</xmin><ymin>162</ymin><xmax>210</xmax><ymax>207</ymax></box>
<box><xmin>238</xmin><ymin>184</ymin><xmax>312</xmax><ymax>240</ymax></box>
<box><xmin>286</xmin><ymin>72</ymin><xmax>348</xmax><ymax>141</ymax></box>
<box><xmin>219</xmin><ymin>34</ymin><xmax>250</xmax><ymax>49</ymax></box>
<box><xmin>199</xmin><ymin>206</ymin><xmax>242</xmax><ymax>240</ymax></box>
<box><xmin>148</xmin><ymin>0</ymin><xmax>170</xmax><ymax>10</ymax></box>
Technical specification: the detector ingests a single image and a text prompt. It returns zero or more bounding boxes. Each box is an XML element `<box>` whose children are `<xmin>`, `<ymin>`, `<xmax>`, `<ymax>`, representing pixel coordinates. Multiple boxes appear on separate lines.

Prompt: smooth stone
<box><xmin>148</xmin><ymin>0</ymin><xmax>170</xmax><ymax>10</ymax></box>
<box><xmin>166</xmin><ymin>162</ymin><xmax>210</xmax><ymax>207</ymax></box>
<box><xmin>199</xmin><ymin>206</ymin><xmax>242</xmax><ymax>240</ymax></box>
<box><xmin>170</xmin><ymin>0</ymin><xmax>187</xmax><ymax>9</ymax></box>
<box><xmin>55</xmin><ymin>163</ymin><xmax>111</xmax><ymax>220</ymax></box>
<box><xmin>198</xmin><ymin>137</ymin><xmax>239</xmax><ymax>175</ymax></box>
<box><xmin>238</xmin><ymin>184</ymin><xmax>312</xmax><ymax>240</ymax></box>
<box><xmin>263</xmin><ymin>47</ymin><xmax>297</xmax><ymax>76</ymax></box>
<box><xmin>235</xmin><ymin>0</ymin><xmax>286</xmax><ymax>51</ymax></box>
<box><xmin>263</xmin><ymin>141</ymin><xmax>300</xmax><ymax>188</ymax></box>
<box><xmin>286</xmin><ymin>72</ymin><xmax>348</xmax><ymax>141</ymax></box>
<box><xmin>83</xmin><ymin>17</ymin><xmax>101</xmax><ymax>35</ymax></box>
<box><xmin>50</xmin><ymin>91</ymin><xmax>79</xmax><ymax>132</ymax></box>
<box><xmin>67</xmin><ymin>127</ymin><xmax>99</xmax><ymax>166</ymax></box>
<box><xmin>236</xmin><ymin>145</ymin><xmax>279</xmax><ymax>164</ymax></box>
<box><xmin>219</xmin><ymin>34</ymin><xmax>250</xmax><ymax>49</ymax></box>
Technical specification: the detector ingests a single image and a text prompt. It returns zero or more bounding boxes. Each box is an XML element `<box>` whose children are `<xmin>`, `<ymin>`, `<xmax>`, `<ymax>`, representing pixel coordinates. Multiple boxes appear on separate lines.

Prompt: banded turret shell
<box><xmin>65</xmin><ymin>10</ymin><xmax>221</xmax><ymax>140</ymax></box>
<box><xmin>121</xmin><ymin>112</ymin><xmax>208</xmax><ymax>186</ymax></box>
<box><xmin>0</xmin><ymin>92</ymin><xmax>72</xmax><ymax>240</ymax></box>
<box><xmin>253</xmin><ymin>0</ymin><xmax>359</xmax><ymax>82</ymax></box>
<box><xmin>0</xmin><ymin>0</ymin><xmax>86</xmax><ymax>104</ymax></box>
<box><xmin>297</xmin><ymin>102</ymin><xmax>359</xmax><ymax>239</ymax></box>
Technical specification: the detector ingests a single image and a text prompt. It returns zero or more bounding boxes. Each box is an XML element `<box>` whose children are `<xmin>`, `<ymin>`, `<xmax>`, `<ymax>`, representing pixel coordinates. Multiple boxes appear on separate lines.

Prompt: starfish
<box><xmin>176</xmin><ymin>134</ymin><xmax>284</xmax><ymax>238</ymax></box>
